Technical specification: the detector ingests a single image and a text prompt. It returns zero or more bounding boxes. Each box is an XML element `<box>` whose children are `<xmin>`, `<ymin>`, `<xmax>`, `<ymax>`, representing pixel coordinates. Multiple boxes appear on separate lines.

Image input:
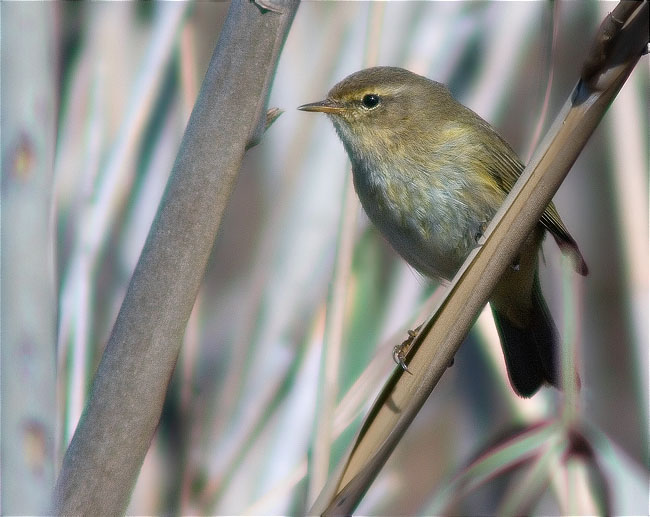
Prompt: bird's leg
<box><xmin>510</xmin><ymin>255</ymin><xmax>521</xmax><ymax>271</ymax></box>
<box><xmin>393</xmin><ymin>324</ymin><xmax>455</xmax><ymax>372</ymax></box>
<box><xmin>393</xmin><ymin>325</ymin><xmax>421</xmax><ymax>373</ymax></box>
<box><xmin>473</xmin><ymin>220</ymin><xmax>489</xmax><ymax>245</ymax></box>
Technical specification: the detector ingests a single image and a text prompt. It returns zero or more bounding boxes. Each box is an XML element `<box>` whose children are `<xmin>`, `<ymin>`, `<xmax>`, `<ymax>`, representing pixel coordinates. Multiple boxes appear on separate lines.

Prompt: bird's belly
<box><xmin>369</xmin><ymin>203</ymin><xmax>472</xmax><ymax>280</ymax></box>
<box><xmin>354</xmin><ymin>172</ymin><xmax>492</xmax><ymax>281</ymax></box>
<box><xmin>376</xmin><ymin>217</ymin><xmax>462</xmax><ymax>279</ymax></box>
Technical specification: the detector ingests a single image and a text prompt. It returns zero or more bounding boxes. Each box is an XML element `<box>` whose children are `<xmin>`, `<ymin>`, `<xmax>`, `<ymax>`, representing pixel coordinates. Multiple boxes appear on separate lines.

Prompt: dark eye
<box><xmin>361</xmin><ymin>93</ymin><xmax>381</xmax><ymax>109</ymax></box>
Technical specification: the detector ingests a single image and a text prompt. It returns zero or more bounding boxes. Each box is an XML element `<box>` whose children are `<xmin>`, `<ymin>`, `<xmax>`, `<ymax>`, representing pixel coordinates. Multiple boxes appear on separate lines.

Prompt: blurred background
<box><xmin>2</xmin><ymin>1</ymin><xmax>647</xmax><ymax>515</ymax></box>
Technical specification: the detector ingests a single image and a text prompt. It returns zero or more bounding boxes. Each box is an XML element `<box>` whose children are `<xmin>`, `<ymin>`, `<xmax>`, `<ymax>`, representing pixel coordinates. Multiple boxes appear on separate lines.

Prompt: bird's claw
<box><xmin>393</xmin><ymin>327</ymin><xmax>421</xmax><ymax>374</ymax></box>
<box><xmin>510</xmin><ymin>257</ymin><xmax>521</xmax><ymax>271</ymax></box>
<box><xmin>473</xmin><ymin>220</ymin><xmax>489</xmax><ymax>245</ymax></box>
<box><xmin>393</xmin><ymin>325</ymin><xmax>456</xmax><ymax>372</ymax></box>
<box><xmin>392</xmin><ymin>344</ymin><xmax>412</xmax><ymax>373</ymax></box>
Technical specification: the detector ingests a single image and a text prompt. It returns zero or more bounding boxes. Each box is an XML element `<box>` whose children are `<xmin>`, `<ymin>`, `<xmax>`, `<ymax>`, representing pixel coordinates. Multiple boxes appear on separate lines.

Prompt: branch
<box><xmin>311</xmin><ymin>1</ymin><xmax>649</xmax><ymax>514</ymax></box>
<box><xmin>52</xmin><ymin>1</ymin><xmax>299</xmax><ymax>514</ymax></box>
<box><xmin>1</xmin><ymin>3</ymin><xmax>58</xmax><ymax>513</ymax></box>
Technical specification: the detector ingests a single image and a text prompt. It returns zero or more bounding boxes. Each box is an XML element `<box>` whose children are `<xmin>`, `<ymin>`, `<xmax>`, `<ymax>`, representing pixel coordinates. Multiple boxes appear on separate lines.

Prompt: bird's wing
<box><xmin>484</xmin><ymin>129</ymin><xmax>588</xmax><ymax>276</ymax></box>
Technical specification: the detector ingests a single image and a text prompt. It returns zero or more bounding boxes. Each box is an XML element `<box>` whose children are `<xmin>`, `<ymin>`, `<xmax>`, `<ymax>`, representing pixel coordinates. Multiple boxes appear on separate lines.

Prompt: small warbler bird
<box><xmin>299</xmin><ymin>66</ymin><xmax>587</xmax><ymax>397</ymax></box>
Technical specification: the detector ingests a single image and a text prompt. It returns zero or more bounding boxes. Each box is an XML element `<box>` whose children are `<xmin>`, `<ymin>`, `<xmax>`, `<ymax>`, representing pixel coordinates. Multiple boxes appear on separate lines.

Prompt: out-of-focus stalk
<box><xmin>1</xmin><ymin>3</ymin><xmax>58</xmax><ymax>514</ymax></box>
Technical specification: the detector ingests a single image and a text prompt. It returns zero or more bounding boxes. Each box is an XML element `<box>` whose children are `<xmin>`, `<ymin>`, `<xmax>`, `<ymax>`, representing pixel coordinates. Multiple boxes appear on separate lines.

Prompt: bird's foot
<box><xmin>473</xmin><ymin>220</ymin><xmax>489</xmax><ymax>245</ymax></box>
<box><xmin>393</xmin><ymin>324</ymin><xmax>456</xmax><ymax>372</ymax></box>
<box><xmin>393</xmin><ymin>324</ymin><xmax>422</xmax><ymax>373</ymax></box>
<box><xmin>510</xmin><ymin>256</ymin><xmax>521</xmax><ymax>271</ymax></box>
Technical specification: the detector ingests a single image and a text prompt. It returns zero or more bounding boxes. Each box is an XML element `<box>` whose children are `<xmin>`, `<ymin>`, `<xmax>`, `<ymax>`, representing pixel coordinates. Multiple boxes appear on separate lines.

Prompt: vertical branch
<box><xmin>1</xmin><ymin>2</ymin><xmax>58</xmax><ymax>514</ymax></box>
<box><xmin>53</xmin><ymin>1</ymin><xmax>299</xmax><ymax>515</ymax></box>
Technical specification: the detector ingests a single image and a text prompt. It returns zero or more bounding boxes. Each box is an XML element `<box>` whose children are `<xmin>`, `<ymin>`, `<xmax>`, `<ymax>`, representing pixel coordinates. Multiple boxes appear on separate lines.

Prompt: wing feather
<box><xmin>480</xmin><ymin>124</ymin><xmax>589</xmax><ymax>275</ymax></box>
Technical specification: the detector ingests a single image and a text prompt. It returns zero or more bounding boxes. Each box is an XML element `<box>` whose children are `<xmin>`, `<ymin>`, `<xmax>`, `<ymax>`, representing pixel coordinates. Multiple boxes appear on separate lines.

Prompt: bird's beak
<box><xmin>298</xmin><ymin>99</ymin><xmax>345</xmax><ymax>114</ymax></box>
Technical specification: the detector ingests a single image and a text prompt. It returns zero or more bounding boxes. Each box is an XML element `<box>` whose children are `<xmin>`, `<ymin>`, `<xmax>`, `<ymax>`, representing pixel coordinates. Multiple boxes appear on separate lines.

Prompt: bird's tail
<box><xmin>491</xmin><ymin>274</ymin><xmax>559</xmax><ymax>398</ymax></box>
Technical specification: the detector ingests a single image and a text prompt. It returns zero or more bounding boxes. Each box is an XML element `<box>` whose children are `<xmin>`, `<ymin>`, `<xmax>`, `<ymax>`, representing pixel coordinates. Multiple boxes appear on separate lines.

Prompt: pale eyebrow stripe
<box><xmin>366</xmin><ymin>84</ymin><xmax>408</xmax><ymax>97</ymax></box>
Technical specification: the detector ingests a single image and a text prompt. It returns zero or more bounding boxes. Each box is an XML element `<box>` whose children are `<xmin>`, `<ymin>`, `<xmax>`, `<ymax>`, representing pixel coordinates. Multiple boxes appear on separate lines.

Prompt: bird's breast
<box><xmin>351</xmin><ymin>159</ymin><xmax>488</xmax><ymax>280</ymax></box>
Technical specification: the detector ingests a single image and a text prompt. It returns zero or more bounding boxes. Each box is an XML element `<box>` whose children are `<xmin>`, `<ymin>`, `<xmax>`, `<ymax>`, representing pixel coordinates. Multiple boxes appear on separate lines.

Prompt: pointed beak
<box><xmin>298</xmin><ymin>99</ymin><xmax>345</xmax><ymax>114</ymax></box>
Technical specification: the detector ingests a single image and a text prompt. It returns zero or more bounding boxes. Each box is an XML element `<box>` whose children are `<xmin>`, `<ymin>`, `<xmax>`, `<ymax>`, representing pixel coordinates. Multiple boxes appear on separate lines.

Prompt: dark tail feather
<box><xmin>552</xmin><ymin>233</ymin><xmax>589</xmax><ymax>276</ymax></box>
<box><xmin>491</xmin><ymin>276</ymin><xmax>559</xmax><ymax>398</ymax></box>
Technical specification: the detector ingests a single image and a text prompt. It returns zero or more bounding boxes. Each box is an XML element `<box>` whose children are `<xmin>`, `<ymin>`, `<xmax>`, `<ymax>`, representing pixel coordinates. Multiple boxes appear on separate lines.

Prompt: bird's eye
<box><xmin>361</xmin><ymin>93</ymin><xmax>381</xmax><ymax>109</ymax></box>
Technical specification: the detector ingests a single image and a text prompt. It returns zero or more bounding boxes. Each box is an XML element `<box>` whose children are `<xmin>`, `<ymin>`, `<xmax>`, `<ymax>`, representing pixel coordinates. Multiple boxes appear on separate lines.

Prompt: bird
<box><xmin>299</xmin><ymin>66</ymin><xmax>587</xmax><ymax>397</ymax></box>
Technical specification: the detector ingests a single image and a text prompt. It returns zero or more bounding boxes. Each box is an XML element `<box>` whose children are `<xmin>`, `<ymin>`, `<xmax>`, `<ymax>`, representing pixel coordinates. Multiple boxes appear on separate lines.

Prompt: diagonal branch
<box><xmin>311</xmin><ymin>1</ymin><xmax>649</xmax><ymax>514</ymax></box>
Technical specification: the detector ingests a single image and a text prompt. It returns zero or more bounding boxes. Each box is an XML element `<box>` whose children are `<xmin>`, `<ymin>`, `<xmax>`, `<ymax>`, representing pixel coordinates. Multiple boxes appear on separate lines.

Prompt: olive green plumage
<box><xmin>299</xmin><ymin>66</ymin><xmax>587</xmax><ymax>397</ymax></box>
